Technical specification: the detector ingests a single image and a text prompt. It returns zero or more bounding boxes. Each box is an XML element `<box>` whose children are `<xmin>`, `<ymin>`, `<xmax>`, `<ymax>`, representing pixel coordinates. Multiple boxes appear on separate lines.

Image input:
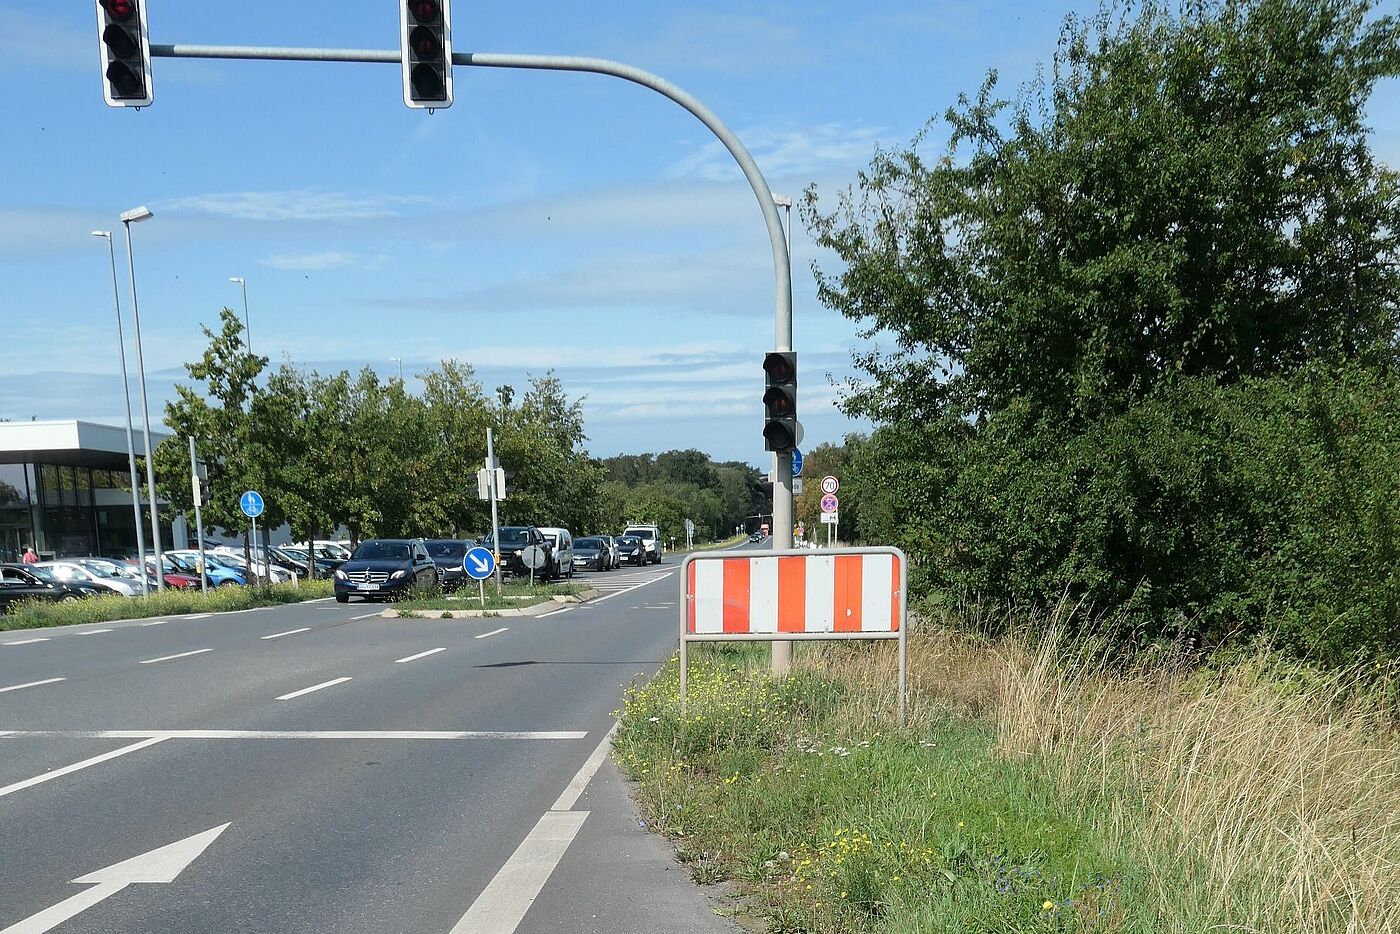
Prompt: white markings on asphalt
<box><xmin>275</xmin><ymin>677</ymin><xmax>352</xmax><ymax>701</ymax></box>
<box><xmin>449</xmin><ymin>811</ymin><xmax>590</xmax><ymax>934</ymax></box>
<box><xmin>184</xmin><ymin>614</ymin><xmax>212</xmax><ymax>620</ymax></box>
<box><xmin>475</xmin><ymin>627</ymin><xmax>509</xmax><ymax>639</ymax></box>
<box><xmin>552</xmin><ymin>722</ymin><xmax>619</xmax><ymax>811</ymax></box>
<box><xmin>0</xmin><ymin>678</ymin><xmax>66</xmax><ymax>695</ymax></box>
<box><xmin>590</xmin><ymin>573</ymin><xmax>674</xmax><ymax>604</ymax></box>
<box><xmin>1</xmin><ymin>822</ymin><xmax>229</xmax><ymax>934</ymax></box>
<box><xmin>139</xmin><ymin>620</ymin><xmax>168</xmax><ymax>627</ymax></box>
<box><xmin>0</xmin><ymin>737</ymin><xmax>167</xmax><ymax>800</ymax></box>
<box><xmin>537</xmin><ymin>607</ymin><xmax>572</xmax><ymax>618</ymax></box>
<box><xmin>1</xmin><ymin>638</ymin><xmax>50</xmax><ymax>646</ymax></box>
<box><xmin>349</xmin><ymin>611</ymin><xmax>381</xmax><ymax>620</ymax></box>
<box><xmin>0</xmin><ymin>730</ymin><xmax>588</xmax><ymax>741</ymax></box>
<box><xmin>76</xmin><ymin>629</ymin><xmax>113</xmax><ymax>636</ymax></box>
<box><xmin>395</xmin><ymin>647</ymin><xmax>446</xmax><ymax>663</ymax></box>
<box><xmin>139</xmin><ymin>649</ymin><xmax>212</xmax><ymax>665</ymax></box>
<box><xmin>261</xmin><ymin>627</ymin><xmax>311</xmax><ymax>640</ymax></box>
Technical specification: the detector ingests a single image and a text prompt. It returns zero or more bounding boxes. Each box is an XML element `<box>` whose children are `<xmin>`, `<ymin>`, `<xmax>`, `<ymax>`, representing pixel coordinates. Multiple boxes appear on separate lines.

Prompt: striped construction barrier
<box><xmin>678</xmin><ymin>547</ymin><xmax>909</xmax><ymax>719</ymax></box>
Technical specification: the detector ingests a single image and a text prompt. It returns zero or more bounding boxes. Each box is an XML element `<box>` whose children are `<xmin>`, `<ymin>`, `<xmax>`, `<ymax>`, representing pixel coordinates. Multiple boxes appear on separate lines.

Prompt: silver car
<box><xmin>35</xmin><ymin>560</ymin><xmax>141</xmax><ymax>596</ymax></box>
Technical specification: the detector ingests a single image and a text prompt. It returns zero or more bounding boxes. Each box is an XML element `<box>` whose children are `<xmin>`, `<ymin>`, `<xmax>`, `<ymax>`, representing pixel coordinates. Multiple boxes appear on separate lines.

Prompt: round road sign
<box><xmin>463</xmin><ymin>546</ymin><xmax>496</xmax><ymax>581</ymax></box>
<box><xmin>820</xmin><ymin>493</ymin><xmax>839</xmax><ymax>514</ymax></box>
<box><xmin>520</xmin><ymin>544</ymin><xmax>547</xmax><ymax>570</ymax></box>
<box><xmin>820</xmin><ymin>475</ymin><xmax>839</xmax><ymax>495</ymax></box>
<box><xmin>239</xmin><ymin>490</ymin><xmax>264</xmax><ymax>519</ymax></box>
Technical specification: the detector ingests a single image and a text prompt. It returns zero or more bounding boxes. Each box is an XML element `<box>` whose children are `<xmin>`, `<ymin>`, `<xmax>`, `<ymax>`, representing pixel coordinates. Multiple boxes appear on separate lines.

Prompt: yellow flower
<box><xmin>1042</xmin><ymin>900</ymin><xmax>1056</xmax><ymax>911</ymax></box>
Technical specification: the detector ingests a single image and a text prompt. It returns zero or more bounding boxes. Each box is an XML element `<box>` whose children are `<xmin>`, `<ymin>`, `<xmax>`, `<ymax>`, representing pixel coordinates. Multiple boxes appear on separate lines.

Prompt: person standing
<box><xmin>21</xmin><ymin>546</ymin><xmax>39</xmax><ymax>564</ymax></box>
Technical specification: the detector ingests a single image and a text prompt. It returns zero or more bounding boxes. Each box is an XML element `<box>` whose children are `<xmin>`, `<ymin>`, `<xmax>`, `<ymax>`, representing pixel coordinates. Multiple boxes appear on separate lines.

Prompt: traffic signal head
<box><xmin>762</xmin><ymin>352</ymin><xmax>797</xmax><ymax>452</ymax></box>
<box><xmin>400</xmin><ymin>0</ymin><xmax>453</xmax><ymax>109</ymax></box>
<box><xmin>95</xmin><ymin>0</ymin><xmax>152</xmax><ymax>107</ymax></box>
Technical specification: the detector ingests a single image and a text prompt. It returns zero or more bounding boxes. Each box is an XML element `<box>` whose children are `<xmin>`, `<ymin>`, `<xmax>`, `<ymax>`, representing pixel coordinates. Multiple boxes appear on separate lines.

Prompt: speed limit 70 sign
<box><xmin>820</xmin><ymin>475</ymin><xmax>839</xmax><ymax>495</ymax></box>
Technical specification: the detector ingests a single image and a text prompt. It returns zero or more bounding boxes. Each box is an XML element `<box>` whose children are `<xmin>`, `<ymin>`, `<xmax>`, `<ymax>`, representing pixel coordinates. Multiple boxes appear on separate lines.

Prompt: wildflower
<box><xmin>1042</xmin><ymin>900</ymin><xmax>1055</xmax><ymax>911</ymax></box>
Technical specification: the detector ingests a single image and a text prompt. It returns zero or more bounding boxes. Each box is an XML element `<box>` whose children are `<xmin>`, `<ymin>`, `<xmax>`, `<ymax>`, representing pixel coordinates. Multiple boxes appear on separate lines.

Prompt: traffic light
<box><xmin>399</xmin><ymin>0</ymin><xmax>453</xmax><ymax>109</ymax></box>
<box><xmin>195</xmin><ymin>463</ymin><xmax>210</xmax><ymax>508</ymax></box>
<box><xmin>95</xmin><ymin>0</ymin><xmax>153</xmax><ymax>108</ymax></box>
<box><xmin>762</xmin><ymin>352</ymin><xmax>797</xmax><ymax>452</ymax></box>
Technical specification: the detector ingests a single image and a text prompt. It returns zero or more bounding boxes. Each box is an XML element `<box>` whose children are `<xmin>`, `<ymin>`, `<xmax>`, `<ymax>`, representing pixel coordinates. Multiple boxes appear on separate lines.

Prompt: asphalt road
<box><xmin>0</xmin><ymin>549</ymin><xmax>759</xmax><ymax>934</ymax></box>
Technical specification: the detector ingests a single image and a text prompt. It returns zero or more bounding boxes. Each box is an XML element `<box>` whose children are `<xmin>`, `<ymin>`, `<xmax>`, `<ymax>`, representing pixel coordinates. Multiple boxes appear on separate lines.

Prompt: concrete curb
<box><xmin>382</xmin><ymin>587</ymin><xmax>601</xmax><ymax>620</ymax></box>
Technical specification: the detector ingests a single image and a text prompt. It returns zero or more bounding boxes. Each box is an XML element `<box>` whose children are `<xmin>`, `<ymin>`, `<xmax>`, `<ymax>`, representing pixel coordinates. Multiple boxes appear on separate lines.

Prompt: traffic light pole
<box><xmin>189</xmin><ymin>436</ymin><xmax>208</xmax><ymax>595</ymax></box>
<box><xmin>143</xmin><ymin>40</ymin><xmax>795</xmax><ymax>668</ymax></box>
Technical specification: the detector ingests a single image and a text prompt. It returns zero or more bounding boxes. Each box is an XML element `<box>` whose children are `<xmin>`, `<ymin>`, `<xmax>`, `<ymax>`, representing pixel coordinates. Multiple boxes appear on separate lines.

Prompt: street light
<box><xmin>120</xmin><ymin>204</ymin><xmax>164</xmax><ymax>590</ymax></box>
<box><xmin>771</xmin><ymin>193</ymin><xmax>794</xmax><ymax>673</ymax></box>
<box><xmin>92</xmin><ymin>230</ymin><xmax>149</xmax><ymax>596</ymax></box>
<box><xmin>228</xmin><ymin>276</ymin><xmax>251</xmax><ymax>355</ymax></box>
<box><xmin>390</xmin><ymin>357</ymin><xmax>403</xmax><ymax>381</ymax></box>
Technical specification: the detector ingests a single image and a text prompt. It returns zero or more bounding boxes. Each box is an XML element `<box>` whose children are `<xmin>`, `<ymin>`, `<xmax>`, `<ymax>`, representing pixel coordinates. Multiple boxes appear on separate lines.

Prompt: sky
<box><xmin>2</xmin><ymin>2</ymin><xmax>1396</xmax><ymax>467</ymax></box>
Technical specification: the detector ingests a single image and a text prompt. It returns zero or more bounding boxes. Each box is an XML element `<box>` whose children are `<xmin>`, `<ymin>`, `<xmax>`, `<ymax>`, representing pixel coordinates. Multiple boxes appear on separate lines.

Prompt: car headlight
<box><xmin>390</xmin><ymin>569</ymin><xmax>407</xmax><ymax>580</ymax></box>
<box><xmin>334</xmin><ymin>569</ymin><xmax>347</xmax><ymax>580</ymax></box>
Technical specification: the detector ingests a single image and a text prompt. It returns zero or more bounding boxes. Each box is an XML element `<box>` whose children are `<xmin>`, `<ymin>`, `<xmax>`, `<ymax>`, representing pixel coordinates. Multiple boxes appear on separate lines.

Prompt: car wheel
<box><xmin>335</xmin><ymin>593</ymin><xmax>349</xmax><ymax>604</ymax></box>
<box><xmin>60</xmin><ymin>594</ymin><xmax>80</xmax><ymax>603</ymax></box>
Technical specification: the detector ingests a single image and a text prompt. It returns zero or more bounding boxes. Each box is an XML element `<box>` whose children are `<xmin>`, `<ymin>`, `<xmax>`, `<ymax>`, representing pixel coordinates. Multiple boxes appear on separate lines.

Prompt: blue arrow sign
<box><xmin>792</xmin><ymin>448</ymin><xmax>804</xmax><ymax>478</ymax></box>
<box><xmin>463</xmin><ymin>546</ymin><xmax>496</xmax><ymax>581</ymax></box>
<box><xmin>239</xmin><ymin>490</ymin><xmax>264</xmax><ymax>519</ymax></box>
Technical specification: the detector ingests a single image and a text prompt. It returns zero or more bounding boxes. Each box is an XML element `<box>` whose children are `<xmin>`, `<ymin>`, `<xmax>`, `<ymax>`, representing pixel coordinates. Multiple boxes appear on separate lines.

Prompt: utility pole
<box><xmin>486</xmin><ymin>427</ymin><xmax>503</xmax><ymax>592</ymax></box>
<box><xmin>189</xmin><ymin>437</ymin><xmax>208</xmax><ymax>595</ymax></box>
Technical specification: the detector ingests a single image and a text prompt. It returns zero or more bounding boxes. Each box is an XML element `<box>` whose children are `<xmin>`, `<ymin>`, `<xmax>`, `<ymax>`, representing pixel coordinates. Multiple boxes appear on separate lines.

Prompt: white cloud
<box><xmin>156</xmin><ymin>190</ymin><xmax>429</xmax><ymax>222</ymax></box>
<box><xmin>669</xmin><ymin>124</ymin><xmax>888</xmax><ymax>182</ymax></box>
<box><xmin>0</xmin><ymin>12</ymin><xmax>89</xmax><ymax>71</ymax></box>
<box><xmin>261</xmin><ymin>250</ymin><xmax>356</xmax><ymax>271</ymax></box>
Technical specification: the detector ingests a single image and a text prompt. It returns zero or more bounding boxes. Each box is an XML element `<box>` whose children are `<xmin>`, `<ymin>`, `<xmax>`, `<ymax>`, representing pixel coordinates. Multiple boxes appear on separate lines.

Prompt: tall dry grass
<box><xmin>798</xmin><ymin>616</ymin><xmax>1400</xmax><ymax>933</ymax></box>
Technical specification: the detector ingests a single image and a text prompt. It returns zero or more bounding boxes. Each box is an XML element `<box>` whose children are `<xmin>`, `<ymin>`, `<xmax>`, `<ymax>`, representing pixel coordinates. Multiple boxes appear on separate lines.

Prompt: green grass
<box><xmin>396</xmin><ymin>579</ymin><xmax>587</xmax><ymax>612</ymax></box>
<box><xmin>0</xmin><ymin>580</ymin><xmax>334</xmax><ymax>631</ymax></box>
<box><xmin>614</xmin><ymin>645</ymin><xmax>1155</xmax><ymax>933</ymax></box>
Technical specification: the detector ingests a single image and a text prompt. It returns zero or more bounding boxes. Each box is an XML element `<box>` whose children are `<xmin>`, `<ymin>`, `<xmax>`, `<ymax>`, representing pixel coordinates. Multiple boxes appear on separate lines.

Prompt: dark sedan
<box><xmin>425</xmin><ymin>539</ymin><xmax>475</xmax><ymax>591</ymax></box>
<box><xmin>616</xmin><ymin>535</ymin><xmax>647</xmax><ymax>566</ymax></box>
<box><xmin>333</xmin><ymin>539</ymin><xmax>439</xmax><ymax>603</ymax></box>
<box><xmin>483</xmin><ymin>526</ymin><xmax>554</xmax><ymax>579</ymax></box>
<box><xmin>572</xmin><ymin>537</ymin><xmax>612</xmax><ymax>572</ymax></box>
<box><xmin>0</xmin><ymin>563</ymin><xmax>104</xmax><ymax>610</ymax></box>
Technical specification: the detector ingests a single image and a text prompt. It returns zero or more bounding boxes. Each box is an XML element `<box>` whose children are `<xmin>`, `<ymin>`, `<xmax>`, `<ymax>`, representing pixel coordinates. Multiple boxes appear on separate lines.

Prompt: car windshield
<box><xmin>26</xmin><ymin>566</ymin><xmax>55</xmax><ymax>583</ymax></box>
<box><xmin>490</xmin><ymin>529</ymin><xmax>530</xmax><ymax>546</ymax></box>
<box><xmin>79</xmin><ymin>561</ymin><xmax>122</xmax><ymax>578</ymax></box>
<box><xmin>575</xmin><ymin>538</ymin><xmax>602</xmax><ymax>550</ymax></box>
<box><xmin>353</xmin><ymin>541</ymin><xmax>411</xmax><ymax>561</ymax></box>
<box><xmin>626</xmin><ymin>528</ymin><xmax>656</xmax><ymax>541</ymax></box>
<box><xmin>618</xmin><ymin>536</ymin><xmax>639</xmax><ymax>546</ymax></box>
<box><xmin>427</xmin><ymin>541</ymin><xmax>468</xmax><ymax>558</ymax></box>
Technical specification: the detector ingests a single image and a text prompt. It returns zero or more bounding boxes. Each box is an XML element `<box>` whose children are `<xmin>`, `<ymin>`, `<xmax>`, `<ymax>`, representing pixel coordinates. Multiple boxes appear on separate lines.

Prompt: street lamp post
<box><xmin>771</xmin><ymin>193</ymin><xmax>794</xmax><ymax>673</ymax></box>
<box><xmin>390</xmin><ymin>357</ymin><xmax>402</xmax><ymax>381</ymax></box>
<box><xmin>92</xmin><ymin>230</ymin><xmax>150</xmax><ymax>596</ymax></box>
<box><xmin>228</xmin><ymin>276</ymin><xmax>251</xmax><ymax>354</ymax></box>
<box><xmin>121</xmin><ymin>205</ymin><xmax>165</xmax><ymax>590</ymax></box>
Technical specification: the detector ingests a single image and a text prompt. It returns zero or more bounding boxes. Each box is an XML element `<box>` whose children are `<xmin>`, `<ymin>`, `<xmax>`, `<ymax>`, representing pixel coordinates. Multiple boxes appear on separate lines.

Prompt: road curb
<box><xmin>382</xmin><ymin>587</ymin><xmax>602</xmax><ymax>620</ymax></box>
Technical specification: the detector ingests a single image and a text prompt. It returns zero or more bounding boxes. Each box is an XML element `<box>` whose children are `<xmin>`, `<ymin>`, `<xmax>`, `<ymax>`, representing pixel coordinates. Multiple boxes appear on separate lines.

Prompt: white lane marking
<box><xmin>261</xmin><ymin>627</ymin><xmax>311</xmax><ymax>641</ymax></box>
<box><xmin>139</xmin><ymin>620</ymin><xmax>168</xmax><ymax>627</ymax></box>
<box><xmin>139</xmin><ymin>649</ymin><xmax>211</xmax><ymax>665</ymax></box>
<box><xmin>275</xmin><ymin>677</ymin><xmax>352</xmax><ymax>701</ymax></box>
<box><xmin>537</xmin><ymin>607</ymin><xmax>572</xmax><ymax>618</ymax></box>
<box><xmin>589</xmin><ymin>573</ymin><xmax>674</xmax><ymax>604</ymax></box>
<box><xmin>0</xmin><ymin>737</ymin><xmax>167</xmax><ymax>800</ymax></box>
<box><xmin>0</xmin><ymin>730</ymin><xmax>588</xmax><ymax>740</ymax></box>
<box><xmin>76</xmin><ymin>629</ymin><xmax>113</xmax><ymax>636</ymax></box>
<box><xmin>395</xmin><ymin>647</ymin><xmax>446</xmax><ymax>663</ymax></box>
<box><xmin>0</xmin><ymin>678</ymin><xmax>66</xmax><ymax>695</ymax></box>
<box><xmin>475</xmin><ymin>627</ymin><xmax>509</xmax><ymax>639</ymax></box>
<box><xmin>449</xmin><ymin>810</ymin><xmax>590</xmax><ymax>934</ymax></box>
<box><xmin>184</xmin><ymin>614</ymin><xmax>212</xmax><ymax>620</ymax></box>
<box><xmin>1</xmin><ymin>638</ymin><xmax>50</xmax><ymax>646</ymax></box>
<box><xmin>552</xmin><ymin>722</ymin><xmax>620</xmax><ymax>812</ymax></box>
<box><xmin>349</xmin><ymin>611</ymin><xmax>381</xmax><ymax>620</ymax></box>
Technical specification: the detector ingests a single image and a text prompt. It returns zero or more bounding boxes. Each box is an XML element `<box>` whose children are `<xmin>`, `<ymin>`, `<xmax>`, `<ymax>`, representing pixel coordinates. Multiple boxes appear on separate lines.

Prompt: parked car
<box><xmin>537</xmin><ymin>528</ymin><xmax>575</xmax><ymax>580</ymax></box>
<box><xmin>616</xmin><ymin>535</ymin><xmax>647</xmax><ymax>567</ymax></box>
<box><xmin>134</xmin><ymin>557</ymin><xmax>199</xmax><ymax>589</ymax></box>
<box><xmin>0</xmin><ymin>563</ymin><xmax>103</xmax><ymax>609</ymax></box>
<box><xmin>424</xmin><ymin>539</ymin><xmax>475</xmax><ymax>591</ymax></box>
<box><xmin>483</xmin><ymin>526</ymin><xmax>554</xmax><ymax>579</ymax></box>
<box><xmin>622</xmin><ymin>524</ymin><xmax>663</xmax><ymax>564</ymax></box>
<box><xmin>598</xmin><ymin>535</ymin><xmax>621</xmax><ymax>570</ymax></box>
<box><xmin>207</xmin><ymin>547</ymin><xmax>296</xmax><ymax>584</ymax></box>
<box><xmin>333</xmin><ymin>539</ymin><xmax>439</xmax><ymax>603</ymax></box>
<box><xmin>571</xmin><ymin>537</ymin><xmax>613</xmax><ymax>572</ymax></box>
<box><xmin>278</xmin><ymin>547</ymin><xmax>341</xmax><ymax>578</ymax></box>
<box><xmin>288</xmin><ymin>541</ymin><xmax>352</xmax><ymax>563</ymax></box>
<box><xmin>35</xmin><ymin>560</ymin><xmax>141</xmax><ymax>597</ymax></box>
<box><xmin>749</xmin><ymin>531</ymin><xmax>764</xmax><ymax>543</ymax></box>
<box><xmin>163</xmin><ymin>551</ymin><xmax>245</xmax><ymax>587</ymax></box>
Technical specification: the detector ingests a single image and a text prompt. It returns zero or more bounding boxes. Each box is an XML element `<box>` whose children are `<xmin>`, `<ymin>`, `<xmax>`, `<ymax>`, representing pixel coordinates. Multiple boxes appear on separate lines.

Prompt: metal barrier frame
<box><xmin>679</xmin><ymin>546</ymin><xmax>909</xmax><ymax>721</ymax></box>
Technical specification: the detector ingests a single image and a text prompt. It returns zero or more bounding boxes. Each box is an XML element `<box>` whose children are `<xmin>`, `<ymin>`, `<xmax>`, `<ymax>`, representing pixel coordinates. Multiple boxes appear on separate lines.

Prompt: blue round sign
<box><xmin>792</xmin><ymin>448</ymin><xmax>804</xmax><ymax>478</ymax></box>
<box><xmin>239</xmin><ymin>490</ymin><xmax>264</xmax><ymax>519</ymax></box>
<box><xmin>463</xmin><ymin>546</ymin><xmax>496</xmax><ymax>581</ymax></box>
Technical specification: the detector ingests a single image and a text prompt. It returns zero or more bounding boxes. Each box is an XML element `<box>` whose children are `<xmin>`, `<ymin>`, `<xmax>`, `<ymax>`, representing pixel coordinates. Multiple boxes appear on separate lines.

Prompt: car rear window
<box><xmin>354</xmin><ymin>542</ymin><xmax>411</xmax><ymax>561</ymax></box>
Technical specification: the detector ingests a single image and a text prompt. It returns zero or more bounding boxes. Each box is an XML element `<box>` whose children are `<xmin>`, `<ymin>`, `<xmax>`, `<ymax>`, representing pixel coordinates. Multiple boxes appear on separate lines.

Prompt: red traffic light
<box><xmin>101</xmin><ymin>0</ymin><xmax>137</xmax><ymax>21</ymax></box>
<box><xmin>763</xmin><ymin>352</ymin><xmax>795</xmax><ymax>382</ymax></box>
<box><xmin>408</xmin><ymin>0</ymin><xmax>441</xmax><ymax>22</ymax></box>
<box><xmin>409</xmin><ymin>25</ymin><xmax>441</xmax><ymax>59</ymax></box>
<box><xmin>764</xmin><ymin>386</ymin><xmax>795</xmax><ymax>417</ymax></box>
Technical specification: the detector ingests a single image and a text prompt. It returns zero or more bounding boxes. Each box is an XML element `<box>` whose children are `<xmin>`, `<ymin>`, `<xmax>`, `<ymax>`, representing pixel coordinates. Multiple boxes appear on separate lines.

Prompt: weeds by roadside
<box><xmin>396</xmin><ymin>580</ymin><xmax>588</xmax><ymax>612</ymax></box>
<box><xmin>0</xmin><ymin>580</ymin><xmax>334</xmax><ymax>631</ymax></box>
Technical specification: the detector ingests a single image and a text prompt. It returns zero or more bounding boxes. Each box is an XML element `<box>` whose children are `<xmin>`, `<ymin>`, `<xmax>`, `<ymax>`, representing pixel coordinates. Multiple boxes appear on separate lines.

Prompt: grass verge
<box><xmin>1</xmin><ymin>580</ymin><xmax>334</xmax><ymax>631</ymax></box>
<box><xmin>396</xmin><ymin>580</ymin><xmax>588</xmax><ymax>612</ymax></box>
<box><xmin>614</xmin><ymin>627</ymin><xmax>1400</xmax><ymax>932</ymax></box>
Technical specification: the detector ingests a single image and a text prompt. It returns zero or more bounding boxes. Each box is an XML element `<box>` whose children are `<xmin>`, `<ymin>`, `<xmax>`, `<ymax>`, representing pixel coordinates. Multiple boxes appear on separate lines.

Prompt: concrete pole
<box><xmin>123</xmin><ymin>217</ymin><xmax>165</xmax><ymax>590</ymax></box>
<box><xmin>486</xmin><ymin>427</ymin><xmax>502</xmax><ymax>592</ymax></box>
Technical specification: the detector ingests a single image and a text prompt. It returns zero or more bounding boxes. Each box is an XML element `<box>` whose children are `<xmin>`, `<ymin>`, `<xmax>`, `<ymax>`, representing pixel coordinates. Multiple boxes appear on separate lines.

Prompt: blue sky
<box><xmin>2</xmin><ymin>2</ymin><xmax>1396</xmax><ymax>466</ymax></box>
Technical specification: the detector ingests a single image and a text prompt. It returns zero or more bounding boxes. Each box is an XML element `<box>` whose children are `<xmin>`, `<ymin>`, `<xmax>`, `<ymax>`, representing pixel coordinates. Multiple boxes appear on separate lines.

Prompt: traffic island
<box><xmin>383</xmin><ymin>587</ymin><xmax>600</xmax><ymax>619</ymax></box>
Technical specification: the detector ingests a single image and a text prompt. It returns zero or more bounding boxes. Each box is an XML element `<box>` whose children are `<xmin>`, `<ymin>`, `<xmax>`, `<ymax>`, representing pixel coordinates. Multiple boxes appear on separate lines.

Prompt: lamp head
<box><xmin>91</xmin><ymin>230</ymin><xmax>111</xmax><ymax>239</ymax></box>
<box><xmin>119</xmin><ymin>206</ymin><xmax>153</xmax><ymax>224</ymax></box>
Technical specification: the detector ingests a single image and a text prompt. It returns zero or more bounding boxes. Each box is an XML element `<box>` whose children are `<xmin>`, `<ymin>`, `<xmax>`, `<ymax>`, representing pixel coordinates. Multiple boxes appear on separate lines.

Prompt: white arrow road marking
<box><xmin>0</xmin><ymin>678</ymin><xmax>65</xmax><ymax>695</ymax></box>
<box><xmin>395</xmin><ymin>647</ymin><xmax>446</xmax><ymax>663</ymax></box>
<box><xmin>475</xmin><ymin>627</ymin><xmax>509</xmax><ymax>639</ymax></box>
<box><xmin>0</xmin><ymin>823</ymin><xmax>230</xmax><ymax>934</ymax></box>
<box><xmin>0</xmin><ymin>737</ymin><xmax>167</xmax><ymax>800</ymax></box>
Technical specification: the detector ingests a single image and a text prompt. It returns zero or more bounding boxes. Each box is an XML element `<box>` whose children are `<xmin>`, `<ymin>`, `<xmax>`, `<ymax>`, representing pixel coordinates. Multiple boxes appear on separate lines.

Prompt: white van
<box><xmin>537</xmin><ymin>527</ymin><xmax>575</xmax><ymax>580</ymax></box>
<box><xmin>622</xmin><ymin>524</ymin><xmax>662</xmax><ymax>564</ymax></box>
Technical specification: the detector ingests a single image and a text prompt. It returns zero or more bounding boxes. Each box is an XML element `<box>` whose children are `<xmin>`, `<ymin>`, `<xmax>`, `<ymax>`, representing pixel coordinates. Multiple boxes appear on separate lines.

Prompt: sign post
<box><xmin>189</xmin><ymin>438</ymin><xmax>208</xmax><ymax>595</ymax></box>
<box><xmin>240</xmin><ymin>490</ymin><xmax>264</xmax><ymax>587</ymax></box>
<box><xmin>520</xmin><ymin>544</ymin><xmax>546</xmax><ymax>588</ymax></box>
<box><xmin>485</xmin><ymin>428</ymin><xmax>503</xmax><ymax>593</ymax></box>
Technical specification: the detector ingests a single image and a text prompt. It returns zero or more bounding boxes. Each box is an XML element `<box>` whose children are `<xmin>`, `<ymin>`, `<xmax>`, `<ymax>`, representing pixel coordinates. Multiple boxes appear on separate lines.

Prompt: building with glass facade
<box><xmin>0</xmin><ymin>420</ymin><xmax>175</xmax><ymax>563</ymax></box>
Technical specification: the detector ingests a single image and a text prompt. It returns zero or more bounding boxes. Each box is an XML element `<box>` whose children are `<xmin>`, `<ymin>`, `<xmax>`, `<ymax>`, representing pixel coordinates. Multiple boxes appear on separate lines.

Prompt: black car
<box><xmin>616</xmin><ymin>535</ymin><xmax>647</xmax><ymax>566</ymax></box>
<box><xmin>332</xmin><ymin>539</ymin><xmax>439</xmax><ymax>603</ymax></box>
<box><xmin>0</xmin><ymin>563</ymin><xmax>103</xmax><ymax>610</ymax></box>
<box><xmin>572</xmin><ymin>537</ymin><xmax>612</xmax><ymax>572</ymax></box>
<box><xmin>483</xmin><ymin>527</ymin><xmax>554</xmax><ymax>579</ymax></box>
<box><xmin>424</xmin><ymin>539</ymin><xmax>476</xmax><ymax>591</ymax></box>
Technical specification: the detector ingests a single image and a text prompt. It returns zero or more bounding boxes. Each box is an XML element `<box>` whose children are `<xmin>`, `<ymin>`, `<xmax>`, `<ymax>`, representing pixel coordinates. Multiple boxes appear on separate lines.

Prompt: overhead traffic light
<box><xmin>762</xmin><ymin>352</ymin><xmax>797</xmax><ymax>452</ymax></box>
<box><xmin>95</xmin><ymin>0</ymin><xmax>153</xmax><ymax>107</ymax></box>
<box><xmin>399</xmin><ymin>0</ymin><xmax>453</xmax><ymax>109</ymax></box>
